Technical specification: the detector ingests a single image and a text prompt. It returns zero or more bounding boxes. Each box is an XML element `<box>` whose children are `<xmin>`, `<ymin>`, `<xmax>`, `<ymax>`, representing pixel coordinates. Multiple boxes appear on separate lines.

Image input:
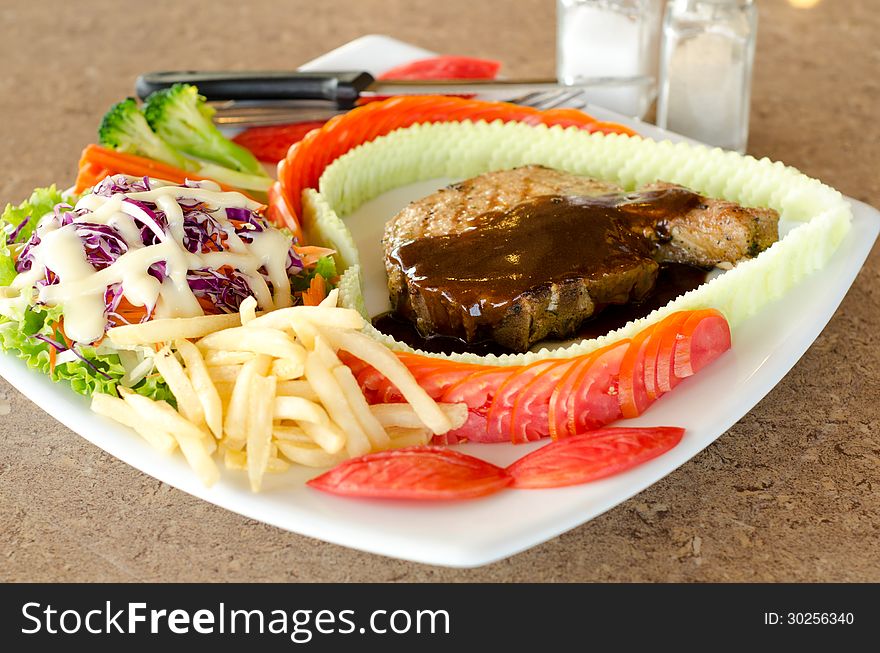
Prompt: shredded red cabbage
<box><xmin>17</xmin><ymin>175</ymin><xmax>312</xmax><ymax>334</ymax></box>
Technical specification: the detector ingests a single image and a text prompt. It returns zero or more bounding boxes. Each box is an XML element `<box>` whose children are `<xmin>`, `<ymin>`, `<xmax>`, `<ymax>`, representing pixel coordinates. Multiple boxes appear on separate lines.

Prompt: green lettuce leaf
<box><xmin>0</xmin><ymin>303</ymin><xmax>173</xmax><ymax>403</ymax></box>
<box><xmin>291</xmin><ymin>255</ymin><xmax>337</xmax><ymax>292</ymax></box>
<box><xmin>1</xmin><ymin>185</ymin><xmax>68</xmax><ymax>286</ymax></box>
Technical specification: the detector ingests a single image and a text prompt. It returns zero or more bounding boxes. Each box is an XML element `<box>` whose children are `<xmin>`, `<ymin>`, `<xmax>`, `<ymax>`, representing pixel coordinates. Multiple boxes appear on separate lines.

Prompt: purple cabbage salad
<box><xmin>15</xmin><ymin>175</ymin><xmax>310</xmax><ymax>328</ymax></box>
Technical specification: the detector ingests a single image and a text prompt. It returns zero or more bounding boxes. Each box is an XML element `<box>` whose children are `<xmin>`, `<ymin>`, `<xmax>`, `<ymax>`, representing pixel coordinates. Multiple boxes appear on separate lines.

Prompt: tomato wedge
<box><xmin>568</xmin><ymin>340</ymin><xmax>630</xmax><ymax>436</ymax></box>
<box><xmin>232</xmin><ymin>120</ymin><xmax>328</xmax><ymax>164</ymax></box>
<box><xmin>486</xmin><ymin>359</ymin><xmax>561</xmax><ymax>442</ymax></box>
<box><xmin>441</xmin><ymin>367</ymin><xmax>518</xmax><ymax>443</ymax></box>
<box><xmin>506</xmin><ymin>426</ymin><xmax>685</xmax><ymax>488</ymax></box>
<box><xmin>673</xmin><ymin>309</ymin><xmax>732</xmax><ymax>378</ymax></box>
<box><xmin>509</xmin><ymin>358</ymin><xmax>581</xmax><ymax>443</ymax></box>
<box><xmin>645</xmin><ymin>312</ymin><xmax>690</xmax><ymax>397</ymax></box>
<box><xmin>548</xmin><ymin>354</ymin><xmax>594</xmax><ymax>440</ymax></box>
<box><xmin>617</xmin><ymin>325</ymin><xmax>657</xmax><ymax>419</ymax></box>
<box><xmin>379</xmin><ymin>56</ymin><xmax>502</xmax><ymax>80</ymax></box>
<box><xmin>410</xmin><ymin>361</ymin><xmax>487</xmax><ymax>401</ymax></box>
<box><xmin>308</xmin><ymin>446</ymin><xmax>511</xmax><ymax>500</ymax></box>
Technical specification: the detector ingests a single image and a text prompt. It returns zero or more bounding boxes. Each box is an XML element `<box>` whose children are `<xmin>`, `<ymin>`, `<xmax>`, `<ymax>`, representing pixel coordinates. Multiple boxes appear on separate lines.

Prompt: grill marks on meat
<box><xmin>383</xmin><ymin>166</ymin><xmax>779</xmax><ymax>352</ymax></box>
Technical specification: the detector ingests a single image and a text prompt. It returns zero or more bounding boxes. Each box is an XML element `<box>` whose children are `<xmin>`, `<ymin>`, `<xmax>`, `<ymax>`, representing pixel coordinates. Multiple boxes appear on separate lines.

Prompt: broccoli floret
<box><xmin>143</xmin><ymin>84</ymin><xmax>266</xmax><ymax>176</ymax></box>
<box><xmin>98</xmin><ymin>98</ymin><xmax>195</xmax><ymax>171</ymax></box>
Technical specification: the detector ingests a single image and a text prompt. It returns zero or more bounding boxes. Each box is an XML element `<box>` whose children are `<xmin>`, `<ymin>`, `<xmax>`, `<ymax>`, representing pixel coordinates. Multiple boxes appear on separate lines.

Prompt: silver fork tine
<box><xmin>528</xmin><ymin>89</ymin><xmax>585</xmax><ymax>110</ymax></box>
<box><xmin>503</xmin><ymin>90</ymin><xmax>552</xmax><ymax>106</ymax></box>
<box><xmin>511</xmin><ymin>88</ymin><xmax>567</xmax><ymax>108</ymax></box>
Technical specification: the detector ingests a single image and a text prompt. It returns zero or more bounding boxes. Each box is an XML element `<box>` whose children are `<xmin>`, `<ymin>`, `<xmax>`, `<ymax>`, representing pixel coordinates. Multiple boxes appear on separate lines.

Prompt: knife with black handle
<box><xmin>136</xmin><ymin>71</ymin><xmax>377</xmax><ymax>108</ymax></box>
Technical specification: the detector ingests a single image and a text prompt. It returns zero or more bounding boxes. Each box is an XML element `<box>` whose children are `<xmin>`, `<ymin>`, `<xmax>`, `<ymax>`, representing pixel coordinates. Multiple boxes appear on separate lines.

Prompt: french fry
<box><xmin>239</xmin><ymin>296</ymin><xmax>258</xmax><ymax>325</ymax></box>
<box><xmin>267</xmin><ymin>457</ymin><xmax>291</xmax><ymax>473</ymax></box>
<box><xmin>90</xmin><ymin>393</ymin><xmax>177</xmax><ymax>454</ymax></box>
<box><xmin>175</xmin><ymin>430</ymin><xmax>221</xmax><ymax>487</ymax></box>
<box><xmin>304</xmin><ymin>351</ymin><xmax>371</xmax><ymax>457</ymax></box>
<box><xmin>322</xmin><ymin>328</ymin><xmax>453</xmax><ymax>435</ymax></box>
<box><xmin>119</xmin><ymin>389</ymin><xmax>219</xmax><ymax>486</ymax></box>
<box><xmin>246</xmin><ymin>305</ymin><xmax>364</xmax><ymax>331</ymax></box>
<box><xmin>223</xmin><ymin>354</ymin><xmax>271</xmax><ymax>447</ymax></box>
<box><xmin>319</xmin><ymin>288</ymin><xmax>339</xmax><ymax>307</ymax></box>
<box><xmin>245</xmin><ymin>374</ymin><xmax>276</xmax><ymax>492</ymax></box>
<box><xmin>275</xmin><ymin>441</ymin><xmax>347</xmax><ymax>468</ymax></box>
<box><xmin>224</xmin><ymin>448</ymin><xmax>289</xmax><ymax>472</ymax></box>
<box><xmin>175</xmin><ymin>339</ymin><xmax>223</xmax><ymax>439</ymax></box>
<box><xmin>207</xmin><ymin>364</ymin><xmax>243</xmax><ymax>383</ymax></box>
<box><xmin>273</xmin><ymin>395</ymin><xmax>330</xmax><ymax>424</ymax></box>
<box><xmin>152</xmin><ymin>346</ymin><xmax>205</xmax><ymax>427</ymax></box>
<box><xmin>107</xmin><ymin>313</ymin><xmax>242</xmax><ymax>345</ymax></box>
<box><xmin>289</xmin><ymin>315</ymin><xmax>319</xmax><ymax>350</ymax></box>
<box><xmin>332</xmin><ymin>364</ymin><xmax>390</xmax><ymax>450</ymax></box>
<box><xmin>276</xmin><ymin>380</ymin><xmax>320</xmax><ymax>402</ymax></box>
<box><xmin>386</xmin><ymin>426</ymin><xmax>431</xmax><ymax>448</ymax></box>
<box><xmin>271</xmin><ymin>357</ymin><xmax>305</xmax><ymax>380</ymax></box>
<box><xmin>214</xmin><ymin>382</ymin><xmax>235</xmax><ymax>410</ymax></box>
<box><xmin>119</xmin><ymin>388</ymin><xmax>216</xmax><ymax>453</ymax></box>
<box><xmin>198</xmin><ymin>326</ymin><xmax>306</xmax><ymax>361</ymax></box>
<box><xmin>272</xmin><ymin>424</ymin><xmax>312</xmax><ymax>444</ymax></box>
<box><xmin>370</xmin><ymin>402</ymin><xmax>468</xmax><ymax>430</ymax></box>
<box><xmin>296</xmin><ymin>419</ymin><xmax>345</xmax><ymax>454</ymax></box>
<box><xmin>224</xmin><ymin>448</ymin><xmax>247</xmax><ymax>470</ymax></box>
<box><xmin>313</xmin><ymin>334</ymin><xmax>341</xmax><ymax>369</ymax></box>
<box><xmin>204</xmin><ymin>350</ymin><xmax>254</xmax><ymax>366</ymax></box>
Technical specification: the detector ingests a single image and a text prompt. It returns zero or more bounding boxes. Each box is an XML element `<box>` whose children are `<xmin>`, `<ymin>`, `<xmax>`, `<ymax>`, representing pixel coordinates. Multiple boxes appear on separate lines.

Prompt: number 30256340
<box><xmin>764</xmin><ymin>612</ymin><xmax>855</xmax><ymax>625</ymax></box>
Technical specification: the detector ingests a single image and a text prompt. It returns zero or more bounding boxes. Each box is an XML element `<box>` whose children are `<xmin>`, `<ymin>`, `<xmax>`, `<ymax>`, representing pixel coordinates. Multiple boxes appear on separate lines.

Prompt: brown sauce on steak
<box><xmin>373</xmin><ymin>263</ymin><xmax>708</xmax><ymax>355</ymax></box>
<box><xmin>385</xmin><ymin>187</ymin><xmax>705</xmax><ymax>350</ymax></box>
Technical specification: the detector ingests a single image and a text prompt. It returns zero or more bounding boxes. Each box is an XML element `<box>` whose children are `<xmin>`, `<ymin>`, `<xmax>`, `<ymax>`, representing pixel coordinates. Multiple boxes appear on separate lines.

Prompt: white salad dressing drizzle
<box><xmin>16</xmin><ymin>177</ymin><xmax>293</xmax><ymax>344</ymax></box>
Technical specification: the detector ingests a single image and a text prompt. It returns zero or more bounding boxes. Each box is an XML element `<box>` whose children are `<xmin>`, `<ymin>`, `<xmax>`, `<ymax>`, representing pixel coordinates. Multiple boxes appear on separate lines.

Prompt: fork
<box><xmin>212</xmin><ymin>83</ymin><xmax>647</xmax><ymax>126</ymax></box>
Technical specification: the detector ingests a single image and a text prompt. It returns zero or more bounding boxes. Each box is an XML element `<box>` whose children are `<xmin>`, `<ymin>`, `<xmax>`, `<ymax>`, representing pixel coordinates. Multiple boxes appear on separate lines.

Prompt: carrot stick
<box><xmin>293</xmin><ymin>245</ymin><xmax>335</xmax><ymax>267</ymax></box>
<box><xmin>76</xmin><ymin>145</ymin><xmax>263</xmax><ymax>202</ymax></box>
<box><xmin>302</xmin><ymin>274</ymin><xmax>327</xmax><ymax>306</ymax></box>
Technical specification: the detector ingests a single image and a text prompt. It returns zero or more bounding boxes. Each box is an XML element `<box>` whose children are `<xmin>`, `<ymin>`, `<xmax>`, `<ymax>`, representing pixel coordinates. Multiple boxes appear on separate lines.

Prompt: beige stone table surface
<box><xmin>1</xmin><ymin>0</ymin><xmax>877</xmax><ymax>581</ymax></box>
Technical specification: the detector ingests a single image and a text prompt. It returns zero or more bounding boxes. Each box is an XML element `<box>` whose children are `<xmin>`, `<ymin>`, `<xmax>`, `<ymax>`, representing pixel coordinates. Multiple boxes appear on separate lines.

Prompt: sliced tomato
<box><xmin>486</xmin><ymin>359</ymin><xmax>562</xmax><ymax>443</ymax></box>
<box><xmin>232</xmin><ymin>120</ymin><xmax>328</xmax><ymax>164</ymax></box>
<box><xmin>441</xmin><ymin>367</ymin><xmax>519</xmax><ymax>443</ymax></box>
<box><xmin>378</xmin><ymin>56</ymin><xmax>501</xmax><ymax>80</ymax></box>
<box><xmin>356</xmin><ymin>365</ymin><xmax>391</xmax><ymax>405</ymax></box>
<box><xmin>568</xmin><ymin>340</ymin><xmax>629</xmax><ymax>435</ymax></box>
<box><xmin>411</xmin><ymin>361</ymin><xmax>487</xmax><ymax>400</ymax></box>
<box><xmin>308</xmin><ymin>446</ymin><xmax>511</xmax><ymax>500</ymax></box>
<box><xmin>653</xmin><ymin>313</ymin><xmax>689</xmax><ymax>394</ymax></box>
<box><xmin>509</xmin><ymin>358</ymin><xmax>580</xmax><ymax>443</ymax></box>
<box><xmin>641</xmin><ymin>325</ymin><xmax>665</xmax><ymax>402</ymax></box>
<box><xmin>644</xmin><ymin>312</ymin><xmax>689</xmax><ymax>396</ymax></box>
<box><xmin>506</xmin><ymin>426</ymin><xmax>685</xmax><ymax>488</ymax></box>
<box><xmin>674</xmin><ymin>309</ymin><xmax>732</xmax><ymax>378</ymax></box>
<box><xmin>548</xmin><ymin>354</ymin><xmax>595</xmax><ymax>440</ymax></box>
<box><xmin>617</xmin><ymin>325</ymin><xmax>657</xmax><ymax>419</ymax></box>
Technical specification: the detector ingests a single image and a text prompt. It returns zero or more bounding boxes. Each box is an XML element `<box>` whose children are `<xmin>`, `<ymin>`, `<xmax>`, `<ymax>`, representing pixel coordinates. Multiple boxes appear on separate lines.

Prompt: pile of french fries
<box><xmin>91</xmin><ymin>290</ymin><xmax>466</xmax><ymax>491</ymax></box>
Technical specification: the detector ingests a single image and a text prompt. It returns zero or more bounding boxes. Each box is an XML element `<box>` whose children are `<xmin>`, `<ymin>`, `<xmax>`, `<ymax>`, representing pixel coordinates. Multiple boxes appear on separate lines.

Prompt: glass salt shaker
<box><xmin>656</xmin><ymin>0</ymin><xmax>758</xmax><ymax>152</ymax></box>
<box><xmin>556</xmin><ymin>0</ymin><xmax>661</xmax><ymax>119</ymax></box>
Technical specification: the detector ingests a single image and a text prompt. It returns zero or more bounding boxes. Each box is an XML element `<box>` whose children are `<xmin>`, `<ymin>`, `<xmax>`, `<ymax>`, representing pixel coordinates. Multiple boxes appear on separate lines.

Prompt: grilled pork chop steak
<box><xmin>383</xmin><ymin>166</ymin><xmax>778</xmax><ymax>352</ymax></box>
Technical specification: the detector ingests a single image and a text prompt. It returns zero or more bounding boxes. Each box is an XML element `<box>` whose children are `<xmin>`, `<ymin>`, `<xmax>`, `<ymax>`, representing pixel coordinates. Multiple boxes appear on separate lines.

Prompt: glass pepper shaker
<box><xmin>656</xmin><ymin>0</ymin><xmax>758</xmax><ymax>152</ymax></box>
<box><xmin>556</xmin><ymin>0</ymin><xmax>661</xmax><ymax>119</ymax></box>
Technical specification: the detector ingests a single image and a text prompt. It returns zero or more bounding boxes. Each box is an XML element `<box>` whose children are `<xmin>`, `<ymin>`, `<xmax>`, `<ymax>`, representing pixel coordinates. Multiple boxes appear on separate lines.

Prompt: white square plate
<box><xmin>1</xmin><ymin>35</ymin><xmax>877</xmax><ymax>567</ymax></box>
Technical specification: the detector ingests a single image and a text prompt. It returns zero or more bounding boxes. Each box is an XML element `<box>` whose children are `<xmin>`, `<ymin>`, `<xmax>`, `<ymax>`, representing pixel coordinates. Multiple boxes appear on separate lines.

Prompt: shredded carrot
<box><xmin>302</xmin><ymin>274</ymin><xmax>327</xmax><ymax>306</ymax></box>
<box><xmin>56</xmin><ymin>319</ymin><xmax>74</xmax><ymax>350</ymax></box>
<box><xmin>48</xmin><ymin>346</ymin><xmax>57</xmax><ymax>374</ymax></box>
<box><xmin>293</xmin><ymin>245</ymin><xmax>336</xmax><ymax>267</ymax></box>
